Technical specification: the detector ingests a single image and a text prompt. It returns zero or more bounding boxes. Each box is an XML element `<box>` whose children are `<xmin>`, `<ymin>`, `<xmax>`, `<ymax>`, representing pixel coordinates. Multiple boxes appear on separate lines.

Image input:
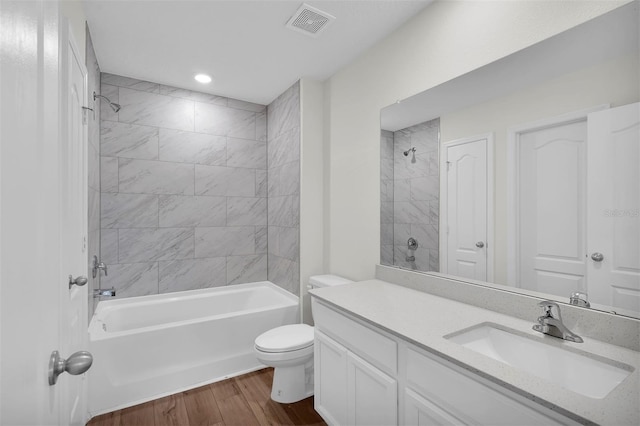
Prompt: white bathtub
<box><xmin>88</xmin><ymin>281</ymin><xmax>298</xmax><ymax>415</ymax></box>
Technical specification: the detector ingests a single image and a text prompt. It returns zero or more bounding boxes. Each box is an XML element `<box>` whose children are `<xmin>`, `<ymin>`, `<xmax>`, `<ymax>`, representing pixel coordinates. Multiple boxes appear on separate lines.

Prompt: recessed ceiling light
<box><xmin>194</xmin><ymin>74</ymin><xmax>212</xmax><ymax>84</ymax></box>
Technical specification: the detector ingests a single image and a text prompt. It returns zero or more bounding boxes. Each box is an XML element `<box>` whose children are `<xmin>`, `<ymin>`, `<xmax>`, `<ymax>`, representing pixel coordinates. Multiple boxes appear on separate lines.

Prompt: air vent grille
<box><xmin>286</xmin><ymin>3</ymin><xmax>335</xmax><ymax>37</ymax></box>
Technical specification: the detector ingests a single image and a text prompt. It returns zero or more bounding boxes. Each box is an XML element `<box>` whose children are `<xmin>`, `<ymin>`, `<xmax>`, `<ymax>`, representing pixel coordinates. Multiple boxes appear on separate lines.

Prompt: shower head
<box><xmin>403</xmin><ymin>147</ymin><xmax>416</xmax><ymax>156</ymax></box>
<box><xmin>93</xmin><ymin>92</ymin><xmax>121</xmax><ymax>113</ymax></box>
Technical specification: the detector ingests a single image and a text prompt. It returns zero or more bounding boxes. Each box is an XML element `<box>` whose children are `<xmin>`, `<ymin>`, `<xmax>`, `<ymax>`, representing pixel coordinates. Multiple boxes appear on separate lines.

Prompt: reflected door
<box><xmin>587</xmin><ymin>103</ymin><xmax>640</xmax><ymax>314</ymax></box>
<box><xmin>444</xmin><ymin>137</ymin><xmax>488</xmax><ymax>281</ymax></box>
<box><xmin>515</xmin><ymin>120</ymin><xmax>588</xmax><ymax>296</ymax></box>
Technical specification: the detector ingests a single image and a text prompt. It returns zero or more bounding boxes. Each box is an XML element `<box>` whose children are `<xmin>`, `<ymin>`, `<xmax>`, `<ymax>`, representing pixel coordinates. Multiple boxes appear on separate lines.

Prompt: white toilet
<box><xmin>254</xmin><ymin>275</ymin><xmax>353</xmax><ymax>403</ymax></box>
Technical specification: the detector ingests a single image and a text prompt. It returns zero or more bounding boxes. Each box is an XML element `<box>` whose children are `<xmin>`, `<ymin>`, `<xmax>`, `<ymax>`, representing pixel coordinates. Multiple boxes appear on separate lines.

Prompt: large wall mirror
<box><xmin>380</xmin><ymin>2</ymin><xmax>640</xmax><ymax>318</ymax></box>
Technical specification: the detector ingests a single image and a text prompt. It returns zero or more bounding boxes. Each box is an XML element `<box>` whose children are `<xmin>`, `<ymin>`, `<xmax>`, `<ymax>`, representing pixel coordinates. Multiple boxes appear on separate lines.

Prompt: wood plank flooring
<box><xmin>87</xmin><ymin>368</ymin><xmax>326</xmax><ymax>426</ymax></box>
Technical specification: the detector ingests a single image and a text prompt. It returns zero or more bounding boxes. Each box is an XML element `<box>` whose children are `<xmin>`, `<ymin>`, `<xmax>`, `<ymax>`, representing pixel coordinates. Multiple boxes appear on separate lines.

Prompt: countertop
<box><xmin>309</xmin><ymin>279</ymin><xmax>640</xmax><ymax>426</ymax></box>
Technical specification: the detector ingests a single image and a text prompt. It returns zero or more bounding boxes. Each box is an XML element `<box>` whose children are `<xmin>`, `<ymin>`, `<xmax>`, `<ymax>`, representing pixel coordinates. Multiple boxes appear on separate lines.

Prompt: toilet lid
<box><xmin>255</xmin><ymin>324</ymin><xmax>314</xmax><ymax>353</ymax></box>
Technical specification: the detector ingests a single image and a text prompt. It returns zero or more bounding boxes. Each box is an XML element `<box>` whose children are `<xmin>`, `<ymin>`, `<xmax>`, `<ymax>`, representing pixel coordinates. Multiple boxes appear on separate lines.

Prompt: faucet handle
<box><xmin>538</xmin><ymin>300</ymin><xmax>561</xmax><ymax>318</ymax></box>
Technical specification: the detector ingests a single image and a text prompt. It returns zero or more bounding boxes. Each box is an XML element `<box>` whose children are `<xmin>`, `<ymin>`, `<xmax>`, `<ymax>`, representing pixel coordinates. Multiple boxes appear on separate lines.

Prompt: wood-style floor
<box><xmin>87</xmin><ymin>368</ymin><xmax>326</xmax><ymax>426</ymax></box>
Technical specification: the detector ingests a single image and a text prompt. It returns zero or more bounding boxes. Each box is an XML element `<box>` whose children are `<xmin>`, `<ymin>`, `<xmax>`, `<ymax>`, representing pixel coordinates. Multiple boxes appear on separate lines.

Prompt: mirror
<box><xmin>380</xmin><ymin>2</ymin><xmax>640</xmax><ymax>318</ymax></box>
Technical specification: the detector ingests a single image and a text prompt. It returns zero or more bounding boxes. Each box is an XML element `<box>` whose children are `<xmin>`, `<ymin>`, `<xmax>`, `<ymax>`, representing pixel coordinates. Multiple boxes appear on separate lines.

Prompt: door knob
<box><xmin>591</xmin><ymin>252</ymin><xmax>604</xmax><ymax>262</ymax></box>
<box><xmin>48</xmin><ymin>350</ymin><xmax>93</xmax><ymax>385</ymax></box>
<box><xmin>68</xmin><ymin>275</ymin><xmax>88</xmax><ymax>289</ymax></box>
<box><xmin>476</xmin><ymin>241</ymin><xmax>485</xmax><ymax>248</ymax></box>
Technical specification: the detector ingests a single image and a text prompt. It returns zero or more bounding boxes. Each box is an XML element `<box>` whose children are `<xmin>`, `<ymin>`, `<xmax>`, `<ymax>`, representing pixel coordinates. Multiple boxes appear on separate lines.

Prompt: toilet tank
<box><xmin>308</xmin><ymin>274</ymin><xmax>353</xmax><ymax>289</ymax></box>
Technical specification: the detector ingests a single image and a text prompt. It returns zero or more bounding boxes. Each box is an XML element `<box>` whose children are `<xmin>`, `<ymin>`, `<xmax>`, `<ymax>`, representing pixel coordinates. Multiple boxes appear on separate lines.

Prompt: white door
<box><xmin>515</xmin><ymin>120</ymin><xmax>588</xmax><ymax>297</ymax></box>
<box><xmin>346</xmin><ymin>352</ymin><xmax>397</xmax><ymax>426</ymax></box>
<box><xmin>587</xmin><ymin>103</ymin><xmax>640</xmax><ymax>315</ymax></box>
<box><xmin>443</xmin><ymin>136</ymin><xmax>490</xmax><ymax>281</ymax></box>
<box><xmin>314</xmin><ymin>331</ymin><xmax>348</xmax><ymax>426</ymax></box>
<box><xmin>59</xmin><ymin>22</ymin><xmax>90</xmax><ymax>426</ymax></box>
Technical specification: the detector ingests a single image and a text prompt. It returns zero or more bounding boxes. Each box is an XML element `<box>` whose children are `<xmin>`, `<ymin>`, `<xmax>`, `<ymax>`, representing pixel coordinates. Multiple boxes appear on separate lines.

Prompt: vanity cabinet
<box><xmin>312</xmin><ymin>298</ymin><xmax>579</xmax><ymax>426</ymax></box>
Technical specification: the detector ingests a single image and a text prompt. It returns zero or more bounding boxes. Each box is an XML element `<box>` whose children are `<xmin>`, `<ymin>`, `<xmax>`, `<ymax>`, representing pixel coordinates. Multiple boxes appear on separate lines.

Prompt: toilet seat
<box><xmin>255</xmin><ymin>324</ymin><xmax>314</xmax><ymax>353</ymax></box>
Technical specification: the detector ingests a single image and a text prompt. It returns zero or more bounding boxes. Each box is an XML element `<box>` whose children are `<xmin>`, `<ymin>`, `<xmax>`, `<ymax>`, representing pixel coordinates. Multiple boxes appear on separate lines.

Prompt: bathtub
<box><xmin>88</xmin><ymin>281</ymin><xmax>298</xmax><ymax>415</ymax></box>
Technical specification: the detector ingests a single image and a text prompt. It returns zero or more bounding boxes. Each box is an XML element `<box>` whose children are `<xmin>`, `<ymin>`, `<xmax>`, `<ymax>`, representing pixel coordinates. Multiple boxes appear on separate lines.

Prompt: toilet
<box><xmin>254</xmin><ymin>274</ymin><xmax>353</xmax><ymax>403</ymax></box>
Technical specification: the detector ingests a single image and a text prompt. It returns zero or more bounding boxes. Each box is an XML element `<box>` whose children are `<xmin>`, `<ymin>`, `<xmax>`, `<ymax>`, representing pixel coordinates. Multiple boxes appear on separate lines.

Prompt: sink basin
<box><xmin>445</xmin><ymin>323</ymin><xmax>633</xmax><ymax>399</ymax></box>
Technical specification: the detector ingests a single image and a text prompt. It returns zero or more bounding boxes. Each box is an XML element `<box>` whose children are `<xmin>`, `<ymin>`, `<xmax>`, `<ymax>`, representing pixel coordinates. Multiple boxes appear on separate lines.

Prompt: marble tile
<box><xmin>381</xmin><ymin>223</ymin><xmax>393</xmax><ymax>245</ymax></box>
<box><xmin>256</xmin><ymin>169</ymin><xmax>267</xmax><ymax>197</ymax></box>
<box><xmin>100</xmin><ymin>262</ymin><xmax>158</xmax><ymax>299</ymax></box>
<box><xmin>394</xmin><ymin>179</ymin><xmax>411</xmax><ymax>202</ymax></box>
<box><xmin>100</xmin><ymin>156</ymin><xmax>119</xmax><ymax>193</ymax></box>
<box><xmin>256</xmin><ymin>112</ymin><xmax>267</xmax><ymax>142</ymax></box>
<box><xmin>118</xmin><ymin>228</ymin><xmax>194</xmax><ymax>262</ymax></box>
<box><xmin>410</xmin><ymin>126</ymin><xmax>439</xmax><ymax>153</ymax></box>
<box><xmin>381</xmin><ymin>179</ymin><xmax>394</xmax><ymax>202</ymax></box>
<box><xmin>277</xmin><ymin>226</ymin><xmax>298</xmax><ymax>261</ymax></box>
<box><xmin>267</xmin><ymin>81</ymin><xmax>300</xmax><ymax>140</ymax></box>
<box><xmin>410</xmin><ymin>175</ymin><xmax>439</xmax><ymax>201</ymax></box>
<box><xmin>268</xmin><ymin>161</ymin><xmax>299</xmax><ymax>197</ymax></box>
<box><xmin>267</xmin><ymin>226</ymin><xmax>279</xmax><ymax>256</ymax></box>
<box><xmin>393</xmin><ymin>223</ymin><xmax>411</xmax><ymax>246</ymax></box>
<box><xmin>411</xmin><ymin>223</ymin><xmax>439</xmax><ymax>250</ymax></box>
<box><xmin>88</xmin><ymin>141</ymin><xmax>100</xmax><ymax>191</ymax></box>
<box><xmin>380</xmin><ymin>244</ymin><xmax>394</xmax><ymax>266</ymax></box>
<box><xmin>195</xmin><ymin>227</ymin><xmax>255</xmax><ymax>257</ymax></box>
<box><xmin>268</xmin><ymin>254</ymin><xmax>299</xmax><ymax>295</ymax></box>
<box><xmin>195</xmin><ymin>165</ymin><xmax>255</xmax><ymax>197</ymax></box>
<box><xmin>381</xmin><ymin>156</ymin><xmax>394</xmax><ymax>181</ymax></box>
<box><xmin>101</xmin><ymin>193</ymin><xmax>158</xmax><ymax>228</ymax></box>
<box><xmin>381</xmin><ymin>201</ymin><xmax>394</xmax><ymax>224</ymax></box>
<box><xmin>159</xmin><ymin>257</ymin><xmax>226</xmax><ymax>293</ymax></box>
<box><xmin>227</xmin><ymin>197</ymin><xmax>267</xmax><ymax>226</ymax></box>
<box><xmin>394</xmin><ymin>200</ymin><xmax>431</xmax><ymax>224</ymax></box>
<box><xmin>228</xmin><ymin>98</ymin><xmax>266</xmax><ymax>113</ymax></box>
<box><xmin>99</xmin><ymin>84</ymin><xmax>119</xmax><ymax>122</ymax></box>
<box><xmin>158</xmin><ymin>195</ymin><xmax>226</xmax><ymax>228</ymax></box>
<box><xmin>89</xmin><ymin>188</ymin><xmax>101</xmax><ymax>233</ymax></box>
<box><xmin>194</xmin><ymin>102</ymin><xmax>256</xmax><ymax>139</ymax></box>
<box><xmin>255</xmin><ymin>226</ymin><xmax>268</xmax><ymax>253</ymax></box>
<box><xmin>101</xmin><ymin>73</ymin><xmax>159</xmax><ymax>93</ymax></box>
<box><xmin>226</xmin><ymin>138</ymin><xmax>266</xmax><ymax>169</ymax></box>
<box><xmin>100</xmin><ymin>229</ymin><xmax>118</xmax><ymax>265</ymax></box>
<box><xmin>429</xmin><ymin>200</ymin><xmax>440</xmax><ymax>225</ymax></box>
<box><xmin>268</xmin><ymin>127</ymin><xmax>300</xmax><ymax>169</ymax></box>
<box><xmin>292</xmin><ymin>194</ymin><xmax>300</xmax><ymax>227</ymax></box>
<box><xmin>101</xmin><ymin>120</ymin><xmax>159</xmax><ymax>160</ymax></box>
<box><xmin>428</xmin><ymin>151</ymin><xmax>440</xmax><ymax>176</ymax></box>
<box><xmin>159</xmin><ymin>85</ymin><xmax>227</xmax><ymax>105</ymax></box>
<box><xmin>380</xmin><ymin>130</ymin><xmax>394</xmax><ymax>159</ymax></box>
<box><xmin>394</xmin><ymin>151</ymin><xmax>430</xmax><ymax>180</ymax></box>
<box><xmin>158</xmin><ymin>129</ymin><xmax>226</xmax><ymax>166</ymax></box>
<box><xmin>119</xmin><ymin>158</ymin><xmax>194</xmax><ymax>195</ymax></box>
<box><xmin>429</xmin><ymin>249</ymin><xmax>440</xmax><ymax>272</ymax></box>
<box><xmin>227</xmin><ymin>254</ymin><xmax>268</xmax><ymax>285</ymax></box>
<box><xmin>118</xmin><ymin>88</ymin><xmax>194</xmax><ymax>132</ymax></box>
<box><xmin>268</xmin><ymin>195</ymin><xmax>294</xmax><ymax>227</ymax></box>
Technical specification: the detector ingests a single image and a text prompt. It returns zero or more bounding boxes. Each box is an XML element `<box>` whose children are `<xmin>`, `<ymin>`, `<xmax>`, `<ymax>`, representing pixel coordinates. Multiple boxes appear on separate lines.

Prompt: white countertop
<box><xmin>310</xmin><ymin>279</ymin><xmax>640</xmax><ymax>426</ymax></box>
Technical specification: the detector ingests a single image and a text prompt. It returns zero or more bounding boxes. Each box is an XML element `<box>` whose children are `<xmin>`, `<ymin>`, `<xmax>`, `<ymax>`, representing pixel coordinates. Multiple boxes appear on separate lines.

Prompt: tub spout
<box><xmin>93</xmin><ymin>287</ymin><xmax>116</xmax><ymax>298</ymax></box>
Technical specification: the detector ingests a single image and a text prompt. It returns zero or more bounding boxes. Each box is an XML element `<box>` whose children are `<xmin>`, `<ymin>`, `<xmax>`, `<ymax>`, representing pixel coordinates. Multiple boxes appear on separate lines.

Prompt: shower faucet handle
<box><xmin>92</xmin><ymin>255</ymin><xmax>108</xmax><ymax>278</ymax></box>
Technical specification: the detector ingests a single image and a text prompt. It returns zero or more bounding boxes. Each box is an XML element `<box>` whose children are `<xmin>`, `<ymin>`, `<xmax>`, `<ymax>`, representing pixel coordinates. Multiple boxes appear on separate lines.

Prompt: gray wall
<box><xmin>86</xmin><ymin>27</ymin><xmax>101</xmax><ymax>316</ymax></box>
<box><xmin>380</xmin><ymin>118</ymin><xmax>440</xmax><ymax>272</ymax></box>
<box><xmin>99</xmin><ymin>73</ymin><xmax>269</xmax><ymax>298</ymax></box>
<box><xmin>267</xmin><ymin>82</ymin><xmax>301</xmax><ymax>295</ymax></box>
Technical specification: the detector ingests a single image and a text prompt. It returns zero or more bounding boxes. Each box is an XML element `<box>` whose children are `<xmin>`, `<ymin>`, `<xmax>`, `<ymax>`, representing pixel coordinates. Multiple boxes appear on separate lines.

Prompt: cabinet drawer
<box><xmin>313</xmin><ymin>300</ymin><xmax>397</xmax><ymax>375</ymax></box>
<box><xmin>404</xmin><ymin>346</ymin><xmax>575</xmax><ymax>426</ymax></box>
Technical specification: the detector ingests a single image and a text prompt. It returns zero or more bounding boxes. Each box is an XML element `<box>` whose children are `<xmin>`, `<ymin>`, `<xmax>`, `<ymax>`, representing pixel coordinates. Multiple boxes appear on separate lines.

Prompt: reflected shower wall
<box><xmin>380</xmin><ymin>118</ymin><xmax>440</xmax><ymax>272</ymax></box>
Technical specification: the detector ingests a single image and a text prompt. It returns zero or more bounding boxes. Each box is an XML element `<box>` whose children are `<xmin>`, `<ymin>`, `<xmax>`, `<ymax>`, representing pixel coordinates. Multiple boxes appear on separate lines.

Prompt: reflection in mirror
<box><xmin>380</xmin><ymin>2</ymin><xmax>640</xmax><ymax>318</ymax></box>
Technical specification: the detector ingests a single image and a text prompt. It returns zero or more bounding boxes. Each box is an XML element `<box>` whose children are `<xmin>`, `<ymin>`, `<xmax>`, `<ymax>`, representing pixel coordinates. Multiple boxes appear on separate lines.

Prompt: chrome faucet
<box><xmin>92</xmin><ymin>255</ymin><xmax>108</xmax><ymax>278</ymax></box>
<box><xmin>533</xmin><ymin>301</ymin><xmax>583</xmax><ymax>343</ymax></box>
<box><xmin>93</xmin><ymin>287</ymin><xmax>116</xmax><ymax>298</ymax></box>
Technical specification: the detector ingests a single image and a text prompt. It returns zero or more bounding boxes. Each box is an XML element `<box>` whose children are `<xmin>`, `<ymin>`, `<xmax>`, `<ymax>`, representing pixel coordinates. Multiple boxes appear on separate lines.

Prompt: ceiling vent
<box><xmin>286</xmin><ymin>3</ymin><xmax>335</xmax><ymax>38</ymax></box>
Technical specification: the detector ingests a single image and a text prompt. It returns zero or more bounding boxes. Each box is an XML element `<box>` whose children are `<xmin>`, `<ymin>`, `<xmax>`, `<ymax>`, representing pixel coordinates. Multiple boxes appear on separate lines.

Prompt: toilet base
<box><xmin>270</xmin><ymin>360</ymin><xmax>314</xmax><ymax>403</ymax></box>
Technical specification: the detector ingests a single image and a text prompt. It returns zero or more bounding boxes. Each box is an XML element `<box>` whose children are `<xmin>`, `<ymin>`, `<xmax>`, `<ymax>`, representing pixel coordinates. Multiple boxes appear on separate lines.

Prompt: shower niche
<box><xmin>380</xmin><ymin>118</ymin><xmax>440</xmax><ymax>272</ymax></box>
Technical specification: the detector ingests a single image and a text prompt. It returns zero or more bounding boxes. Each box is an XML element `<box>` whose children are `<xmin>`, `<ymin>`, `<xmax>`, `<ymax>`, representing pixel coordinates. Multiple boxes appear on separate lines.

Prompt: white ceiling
<box><xmin>83</xmin><ymin>0</ymin><xmax>433</xmax><ymax>105</ymax></box>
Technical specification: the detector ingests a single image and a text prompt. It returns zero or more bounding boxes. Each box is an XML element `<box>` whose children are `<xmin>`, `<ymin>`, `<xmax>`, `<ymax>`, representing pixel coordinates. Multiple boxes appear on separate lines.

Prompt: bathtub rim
<box><xmin>89</xmin><ymin>281</ymin><xmax>299</xmax><ymax>340</ymax></box>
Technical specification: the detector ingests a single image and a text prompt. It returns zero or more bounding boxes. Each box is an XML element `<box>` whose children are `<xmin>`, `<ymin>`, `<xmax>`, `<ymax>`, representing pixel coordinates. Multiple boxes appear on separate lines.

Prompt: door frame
<box><xmin>440</xmin><ymin>133</ymin><xmax>494</xmax><ymax>282</ymax></box>
<box><xmin>506</xmin><ymin>105</ymin><xmax>609</xmax><ymax>286</ymax></box>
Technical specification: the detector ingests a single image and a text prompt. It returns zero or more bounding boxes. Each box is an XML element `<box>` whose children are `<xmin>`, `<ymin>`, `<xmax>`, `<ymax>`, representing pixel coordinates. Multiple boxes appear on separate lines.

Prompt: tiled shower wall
<box><xmin>267</xmin><ymin>82</ymin><xmax>301</xmax><ymax>295</ymax></box>
<box><xmin>380</xmin><ymin>118</ymin><xmax>440</xmax><ymax>272</ymax></box>
<box><xmin>380</xmin><ymin>129</ymin><xmax>394</xmax><ymax>266</ymax></box>
<box><xmin>99</xmin><ymin>73</ymin><xmax>269</xmax><ymax>298</ymax></box>
<box><xmin>86</xmin><ymin>27</ymin><xmax>101</xmax><ymax>316</ymax></box>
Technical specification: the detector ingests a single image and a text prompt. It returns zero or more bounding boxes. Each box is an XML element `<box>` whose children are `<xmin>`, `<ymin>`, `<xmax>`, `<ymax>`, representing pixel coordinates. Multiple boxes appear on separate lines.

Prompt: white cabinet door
<box><xmin>347</xmin><ymin>352</ymin><xmax>397</xmax><ymax>426</ymax></box>
<box><xmin>315</xmin><ymin>331</ymin><xmax>348</xmax><ymax>426</ymax></box>
<box><xmin>587</xmin><ymin>103</ymin><xmax>640</xmax><ymax>314</ymax></box>
<box><xmin>404</xmin><ymin>388</ymin><xmax>463</xmax><ymax>426</ymax></box>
